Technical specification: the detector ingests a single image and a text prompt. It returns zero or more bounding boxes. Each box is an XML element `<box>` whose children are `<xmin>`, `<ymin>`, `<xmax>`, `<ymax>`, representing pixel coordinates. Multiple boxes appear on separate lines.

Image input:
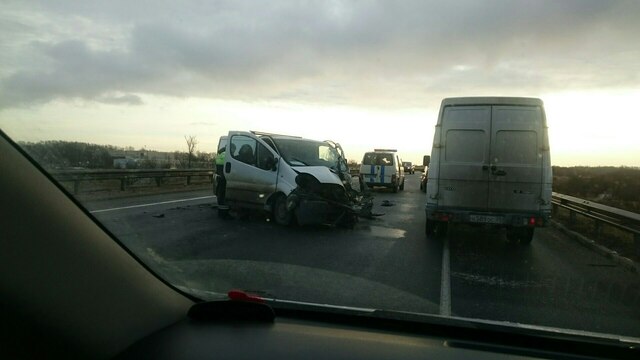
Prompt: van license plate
<box><xmin>469</xmin><ymin>215</ymin><xmax>504</xmax><ymax>224</ymax></box>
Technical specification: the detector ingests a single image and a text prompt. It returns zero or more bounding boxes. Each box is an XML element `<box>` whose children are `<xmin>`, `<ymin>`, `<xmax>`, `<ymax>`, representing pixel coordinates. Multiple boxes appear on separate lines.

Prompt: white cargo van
<box><xmin>359</xmin><ymin>149</ymin><xmax>405</xmax><ymax>192</ymax></box>
<box><xmin>425</xmin><ymin>97</ymin><xmax>552</xmax><ymax>243</ymax></box>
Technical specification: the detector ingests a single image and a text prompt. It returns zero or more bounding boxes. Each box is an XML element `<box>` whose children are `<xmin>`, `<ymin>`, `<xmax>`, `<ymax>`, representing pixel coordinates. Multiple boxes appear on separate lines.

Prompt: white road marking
<box><xmin>440</xmin><ymin>236</ymin><xmax>452</xmax><ymax>316</ymax></box>
<box><xmin>90</xmin><ymin>195</ymin><xmax>215</xmax><ymax>213</ymax></box>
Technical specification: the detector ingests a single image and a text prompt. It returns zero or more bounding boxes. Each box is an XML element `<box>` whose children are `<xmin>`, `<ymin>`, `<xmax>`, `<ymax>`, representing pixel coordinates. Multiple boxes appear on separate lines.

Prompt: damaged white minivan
<box><xmin>219</xmin><ymin>131</ymin><xmax>372</xmax><ymax>227</ymax></box>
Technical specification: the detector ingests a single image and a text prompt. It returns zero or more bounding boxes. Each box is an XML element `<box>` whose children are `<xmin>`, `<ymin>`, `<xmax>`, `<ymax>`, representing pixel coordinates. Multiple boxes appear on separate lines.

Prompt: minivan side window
<box><xmin>230</xmin><ymin>135</ymin><xmax>256</xmax><ymax>165</ymax></box>
<box><xmin>256</xmin><ymin>142</ymin><xmax>275</xmax><ymax>170</ymax></box>
<box><xmin>231</xmin><ymin>135</ymin><xmax>274</xmax><ymax>170</ymax></box>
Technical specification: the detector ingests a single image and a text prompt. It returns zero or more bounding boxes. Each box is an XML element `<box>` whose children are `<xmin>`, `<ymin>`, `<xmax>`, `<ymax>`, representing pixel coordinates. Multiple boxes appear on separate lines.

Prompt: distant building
<box><xmin>112</xmin><ymin>156</ymin><xmax>138</xmax><ymax>169</ymax></box>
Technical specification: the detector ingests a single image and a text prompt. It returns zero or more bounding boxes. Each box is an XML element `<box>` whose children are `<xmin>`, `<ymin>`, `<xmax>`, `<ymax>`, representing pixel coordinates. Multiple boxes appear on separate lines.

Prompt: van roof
<box><xmin>369</xmin><ymin>149</ymin><xmax>397</xmax><ymax>153</ymax></box>
<box><xmin>441</xmin><ymin>97</ymin><xmax>543</xmax><ymax>107</ymax></box>
<box><xmin>251</xmin><ymin>130</ymin><xmax>302</xmax><ymax>139</ymax></box>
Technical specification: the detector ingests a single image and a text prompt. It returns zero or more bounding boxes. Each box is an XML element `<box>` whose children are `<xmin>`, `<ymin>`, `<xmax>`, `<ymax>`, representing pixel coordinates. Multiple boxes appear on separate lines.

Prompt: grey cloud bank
<box><xmin>1</xmin><ymin>0</ymin><xmax>639</xmax><ymax>109</ymax></box>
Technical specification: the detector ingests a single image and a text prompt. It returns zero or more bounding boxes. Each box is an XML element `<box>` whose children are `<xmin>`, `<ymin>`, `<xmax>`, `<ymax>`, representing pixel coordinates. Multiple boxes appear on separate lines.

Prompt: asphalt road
<box><xmin>87</xmin><ymin>174</ymin><xmax>640</xmax><ymax>338</ymax></box>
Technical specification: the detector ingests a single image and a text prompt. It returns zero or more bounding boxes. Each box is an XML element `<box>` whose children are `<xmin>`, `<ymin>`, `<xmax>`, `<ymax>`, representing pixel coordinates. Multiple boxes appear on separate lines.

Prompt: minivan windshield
<box><xmin>272</xmin><ymin>138</ymin><xmax>341</xmax><ymax>168</ymax></box>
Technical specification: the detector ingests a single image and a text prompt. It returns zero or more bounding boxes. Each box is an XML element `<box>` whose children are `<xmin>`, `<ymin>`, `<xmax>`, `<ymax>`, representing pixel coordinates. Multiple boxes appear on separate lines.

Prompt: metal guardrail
<box><xmin>551</xmin><ymin>192</ymin><xmax>640</xmax><ymax>256</ymax></box>
<box><xmin>49</xmin><ymin>168</ymin><xmax>640</xmax><ymax>250</ymax></box>
<box><xmin>51</xmin><ymin>169</ymin><xmax>214</xmax><ymax>194</ymax></box>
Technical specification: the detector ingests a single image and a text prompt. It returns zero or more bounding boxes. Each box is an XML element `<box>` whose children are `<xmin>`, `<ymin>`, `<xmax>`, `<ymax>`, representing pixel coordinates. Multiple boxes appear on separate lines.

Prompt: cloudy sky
<box><xmin>1</xmin><ymin>0</ymin><xmax>639</xmax><ymax>165</ymax></box>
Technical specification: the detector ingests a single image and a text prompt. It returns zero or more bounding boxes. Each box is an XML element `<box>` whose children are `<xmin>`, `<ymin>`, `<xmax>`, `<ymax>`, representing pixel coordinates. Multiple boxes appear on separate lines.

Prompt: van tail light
<box><xmin>435</xmin><ymin>212</ymin><xmax>451</xmax><ymax>222</ymax></box>
<box><xmin>528</xmin><ymin>216</ymin><xmax>544</xmax><ymax>227</ymax></box>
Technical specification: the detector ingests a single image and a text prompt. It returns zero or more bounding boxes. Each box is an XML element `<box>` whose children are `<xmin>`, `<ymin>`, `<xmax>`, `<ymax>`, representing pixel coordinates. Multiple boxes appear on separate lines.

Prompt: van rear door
<box><xmin>361</xmin><ymin>152</ymin><xmax>394</xmax><ymax>185</ymax></box>
<box><xmin>439</xmin><ymin>106</ymin><xmax>491</xmax><ymax>210</ymax></box>
<box><xmin>488</xmin><ymin>106</ymin><xmax>543</xmax><ymax>212</ymax></box>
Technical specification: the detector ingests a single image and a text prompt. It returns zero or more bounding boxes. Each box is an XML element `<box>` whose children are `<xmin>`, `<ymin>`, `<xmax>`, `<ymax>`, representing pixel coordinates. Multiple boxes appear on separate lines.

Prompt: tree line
<box><xmin>18</xmin><ymin>140</ymin><xmax>214</xmax><ymax>170</ymax></box>
<box><xmin>553</xmin><ymin>166</ymin><xmax>640</xmax><ymax>212</ymax></box>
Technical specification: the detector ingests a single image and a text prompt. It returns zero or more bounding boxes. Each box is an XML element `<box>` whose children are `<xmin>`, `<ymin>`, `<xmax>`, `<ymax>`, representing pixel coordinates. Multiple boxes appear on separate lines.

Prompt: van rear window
<box><xmin>445</xmin><ymin>130</ymin><xmax>485</xmax><ymax>163</ymax></box>
<box><xmin>363</xmin><ymin>153</ymin><xmax>394</xmax><ymax>165</ymax></box>
<box><xmin>494</xmin><ymin>130</ymin><xmax>538</xmax><ymax>164</ymax></box>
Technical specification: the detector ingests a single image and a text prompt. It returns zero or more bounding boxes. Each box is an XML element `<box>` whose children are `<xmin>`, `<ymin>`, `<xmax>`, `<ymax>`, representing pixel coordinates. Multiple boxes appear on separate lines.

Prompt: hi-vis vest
<box><xmin>215</xmin><ymin>151</ymin><xmax>225</xmax><ymax>166</ymax></box>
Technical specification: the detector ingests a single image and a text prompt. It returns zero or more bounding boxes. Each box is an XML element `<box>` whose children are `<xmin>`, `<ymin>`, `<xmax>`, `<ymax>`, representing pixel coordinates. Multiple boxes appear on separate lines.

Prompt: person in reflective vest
<box><xmin>215</xmin><ymin>147</ymin><xmax>230</xmax><ymax>218</ymax></box>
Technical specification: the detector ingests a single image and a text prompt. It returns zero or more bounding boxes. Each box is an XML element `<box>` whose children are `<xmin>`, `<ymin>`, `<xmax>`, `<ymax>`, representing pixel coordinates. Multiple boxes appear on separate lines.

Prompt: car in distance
<box><xmin>359</xmin><ymin>149</ymin><xmax>405</xmax><ymax>193</ymax></box>
<box><xmin>425</xmin><ymin>97</ymin><xmax>552</xmax><ymax>244</ymax></box>
<box><xmin>402</xmin><ymin>161</ymin><xmax>415</xmax><ymax>174</ymax></box>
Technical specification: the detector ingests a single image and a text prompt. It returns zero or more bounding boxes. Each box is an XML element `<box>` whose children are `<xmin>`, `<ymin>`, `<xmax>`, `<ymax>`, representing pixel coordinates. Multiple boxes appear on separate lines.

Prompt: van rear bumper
<box><xmin>425</xmin><ymin>205</ymin><xmax>551</xmax><ymax>227</ymax></box>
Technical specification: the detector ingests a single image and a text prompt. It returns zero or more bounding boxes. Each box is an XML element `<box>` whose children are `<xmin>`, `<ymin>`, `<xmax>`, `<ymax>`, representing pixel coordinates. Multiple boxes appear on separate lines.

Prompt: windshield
<box><xmin>272</xmin><ymin>138</ymin><xmax>341</xmax><ymax>168</ymax></box>
<box><xmin>1</xmin><ymin>0</ymin><xmax>640</xmax><ymax>343</ymax></box>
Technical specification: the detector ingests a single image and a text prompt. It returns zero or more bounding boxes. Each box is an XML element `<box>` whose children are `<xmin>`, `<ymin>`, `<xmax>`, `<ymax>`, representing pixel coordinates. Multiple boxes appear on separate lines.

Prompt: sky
<box><xmin>1</xmin><ymin>0</ymin><xmax>639</xmax><ymax>166</ymax></box>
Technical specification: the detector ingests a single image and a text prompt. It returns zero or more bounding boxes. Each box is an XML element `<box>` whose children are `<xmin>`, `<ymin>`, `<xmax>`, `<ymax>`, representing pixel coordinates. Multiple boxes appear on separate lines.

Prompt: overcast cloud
<box><xmin>1</xmin><ymin>0</ymin><xmax>640</xmax><ymax>109</ymax></box>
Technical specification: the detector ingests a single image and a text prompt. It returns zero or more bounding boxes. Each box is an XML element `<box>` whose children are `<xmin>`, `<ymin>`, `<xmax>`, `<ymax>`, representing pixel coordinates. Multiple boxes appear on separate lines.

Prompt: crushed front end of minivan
<box><xmin>286</xmin><ymin>165</ymin><xmax>374</xmax><ymax>228</ymax></box>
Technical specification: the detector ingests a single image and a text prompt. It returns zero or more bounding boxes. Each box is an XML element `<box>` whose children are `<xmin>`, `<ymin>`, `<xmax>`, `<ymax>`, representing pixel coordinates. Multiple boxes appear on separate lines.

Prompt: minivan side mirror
<box><xmin>423</xmin><ymin>155</ymin><xmax>431</xmax><ymax>167</ymax></box>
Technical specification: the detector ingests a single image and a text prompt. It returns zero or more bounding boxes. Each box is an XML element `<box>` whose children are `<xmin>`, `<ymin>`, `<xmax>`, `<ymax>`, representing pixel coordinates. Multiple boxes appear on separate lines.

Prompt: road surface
<box><xmin>85</xmin><ymin>174</ymin><xmax>640</xmax><ymax>338</ymax></box>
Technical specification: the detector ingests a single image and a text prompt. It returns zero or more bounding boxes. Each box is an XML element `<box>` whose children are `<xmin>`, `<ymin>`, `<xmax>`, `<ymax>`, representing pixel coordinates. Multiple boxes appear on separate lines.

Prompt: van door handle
<box><xmin>492</xmin><ymin>169</ymin><xmax>507</xmax><ymax>176</ymax></box>
<box><xmin>225</xmin><ymin>162</ymin><xmax>231</xmax><ymax>173</ymax></box>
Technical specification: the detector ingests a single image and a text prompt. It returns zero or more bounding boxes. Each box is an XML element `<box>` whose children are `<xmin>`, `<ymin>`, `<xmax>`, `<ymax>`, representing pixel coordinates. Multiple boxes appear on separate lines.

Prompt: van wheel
<box><xmin>521</xmin><ymin>228</ymin><xmax>534</xmax><ymax>244</ymax></box>
<box><xmin>435</xmin><ymin>221</ymin><xmax>449</xmax><ymax>238</ymax></box>
<box><xmin>425</xmin><ymin>219</ymin><xmax>436</xmax><ymax>236</ymax></box>
<box><xmin>273</xmin><ymin>195</ymin><xmax>293</xmax><ymax>226</ymax></box>
<box><xmin>506</xmin><ymin>227</ymin><xmax>534</xmax><ymax>244</ymax></box>
<box><xmin>392</xmin><ymin>182</ymin><xmax>399</xmax><ymax>193</ymax></box>
<box><xmin>399</xmin><ymin>179</ymin><xmax>405</xmax><ymax>191</ymax></box>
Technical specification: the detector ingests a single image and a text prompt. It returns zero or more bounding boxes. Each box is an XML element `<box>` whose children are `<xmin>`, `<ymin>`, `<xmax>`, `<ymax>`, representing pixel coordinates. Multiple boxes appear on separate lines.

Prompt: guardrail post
<box><xmin>593</xmin><ymin>220</ymin><xmax>602</xmax><ymax>237</ymax></box>
<box><xmin>155</xmin><ymin>177</ymin><xmax>162</xmax><ymax>187</ymax></box>
<box><xmin>120</xmin><ymin>177</ymin><xmax>126</xmax><ymax>191</ymax></box>
<box><xmin>73</xmin><ymin>180</ymin><xmax>80</xmax><ymax>195</ymax></box>
<box><xmin>187</xmin><ymin>175</ymin><xmax>191</xmax><ymax>185</ymax></box>
<box><xmin>635</xmin><ymin>233</ymin><xmax>640</xmax><ymax>258</ymax></box>
<box><xmin>569</xmin><ymin>210</ymin><xmax>576</xmax><ymax>227</ymax></box>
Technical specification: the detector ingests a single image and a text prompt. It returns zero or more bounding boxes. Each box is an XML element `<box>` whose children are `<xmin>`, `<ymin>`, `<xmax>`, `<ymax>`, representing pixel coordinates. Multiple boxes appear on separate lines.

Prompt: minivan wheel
<box><xmin>273</xmin><ymin>195</ymin><xmax>293</xmax><ymax>226</ymax></box>
<box><xmin>392</xmin><ymin>182</ymin><xmax>399</xmax><ymax>193</ymax></box>
<box><xmin>399</xmin><ymin>179</ymin><xmax>405</xmax><ymax>191</ymax></box>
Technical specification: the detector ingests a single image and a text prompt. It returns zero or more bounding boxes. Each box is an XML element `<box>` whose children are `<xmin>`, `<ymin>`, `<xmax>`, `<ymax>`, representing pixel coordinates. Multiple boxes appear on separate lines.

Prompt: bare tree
<box><xmin>185</xmin><ymin>135</ymin><xmax>198</xmax><ymax>168</ymax></box>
